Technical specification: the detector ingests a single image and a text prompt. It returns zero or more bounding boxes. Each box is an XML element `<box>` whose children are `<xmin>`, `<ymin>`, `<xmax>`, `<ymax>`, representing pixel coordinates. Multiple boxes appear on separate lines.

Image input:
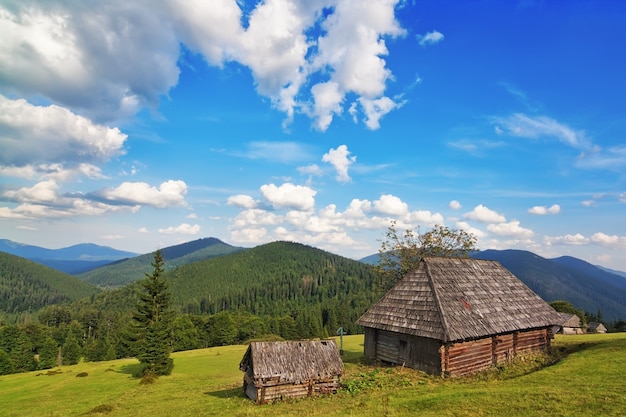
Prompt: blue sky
<box><xmin>1</xmin><ymin>0</ymin><xmax>625</xmax><ymax>270</ymax></box>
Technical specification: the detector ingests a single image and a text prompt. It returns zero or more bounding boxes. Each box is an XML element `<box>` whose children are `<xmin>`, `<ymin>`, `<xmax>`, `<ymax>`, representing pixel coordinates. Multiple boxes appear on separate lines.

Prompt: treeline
<box><xmin>0</xmin><ymin>304</ymin><xmax>363</xmax><ymax>375</ymax></box>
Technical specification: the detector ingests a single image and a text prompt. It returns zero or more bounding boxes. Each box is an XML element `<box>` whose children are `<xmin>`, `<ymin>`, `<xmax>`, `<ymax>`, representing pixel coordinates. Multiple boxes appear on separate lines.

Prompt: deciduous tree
<box><xmin>375</xmin><ymin>222</ymin><xmax>478</xmax><ymax>293</ymax></box>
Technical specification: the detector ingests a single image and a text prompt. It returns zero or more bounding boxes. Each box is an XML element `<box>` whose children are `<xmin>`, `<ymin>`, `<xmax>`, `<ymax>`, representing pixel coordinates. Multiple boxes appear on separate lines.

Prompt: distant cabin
<box><xmin>556</xmin><ymin>313</ymin><xmax>584</xmax><ymax>335</ymax></box>
<box><xmin>357</xmin><ymin>257</ymin><xmax>563</xmax><ymax>377</ymax></box>
<box><xmin>239</xmin><ymin>340</ymin><xmax>343</xmax><ymax>404</ymax></box>
<box><xmin>587</xmin><ymin>322</ymin><xmax>607</xmax><ymax>334</ymax></box>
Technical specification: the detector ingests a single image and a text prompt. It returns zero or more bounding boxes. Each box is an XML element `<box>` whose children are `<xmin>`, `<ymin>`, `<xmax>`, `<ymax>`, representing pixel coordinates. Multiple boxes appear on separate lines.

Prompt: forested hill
<box><xmin>0</xmin><ymin>252</ymin><xmax>100</xmax><ymax>320</ymax></box>
<box><xmin>78</xmin><ymin>237</ymin><xmax>244</xmax><ymax>287</ymax></box>
<box><xmin>473</xmin><ymin>249</ymin><xmax>626</xmax><ymax>322</ymax></box>
<box><xmin>166</xmin><ymin>241</ymin><xmax>377</xmax><ymax>334</ymax></box>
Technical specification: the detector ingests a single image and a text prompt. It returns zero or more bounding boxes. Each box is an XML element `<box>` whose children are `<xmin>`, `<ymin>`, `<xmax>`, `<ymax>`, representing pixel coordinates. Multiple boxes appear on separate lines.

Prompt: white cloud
<box><xmin>227</xmin><ymin>194</ymin><xmax>259</xmax><ymax>209</ymax></box>
<box><xmin>528</xmin><ymin>204</ymin><xmax>560</xmax><ymax>215</ymax></box>
<box><xmin>487</xmin><ymin>220</ymin><xmax>534</xmax><ymax>239</ymax></box>
<box><xmin>1</xmin><ymin>1</ymin><xmax>406</xmax><ymax>131</ymax></box>
<box><xmin>158</xmin><ymin>223</ymin><xmax>201</xmax><ymax>235</ymax></box>
<box><xmin>449</xmin><ymin>200</ymin><xmax>462</xmax><ymax>210</ymax></box>
<box><xmin>575</xmin><ymin>145</ymin><xmax>626</xmax><ymax>170</ymax></box>
<box><xmin>590</xmin><ymin>232</ymin><xmax>626</xmax><ymax>248</ymax></box>
<box><xmin>297</xmin><ymin>164</ymin><xmax>324</xmax><ymax>177</ymax></box>
<box><xmin>544</xmin><ymin>233</ymin><xmax>588</xmax><ymax>246</ymax></box>
<box><xmin>3</xmin><ymin>180</ymin><xmax>60</xmax><ymax>204</ymax></box>
<box><xmin>96</xmin><ymin>180</ymin><xmax>188</xmax><ymax>208</ymax></box>
<box><xmin>358</xmin><ymin>96</ymin><xmax>403</xmax><ymax>130</ymax></box>
<box><xmin>493</xmin><ymin>113</ymin><xmax>594</xmax><ymax>151</ymax></box>
<box><xmin>463</xmin><ymin>204</ymin><xmax>506</xmax><ymax>223</ymax></box>
<box><xmin>373</xmin><ymin>194</ymin><xmax>409</xmax><ymax>216</ymax></box>
<box><xmin>310</xmin><ymin>81</ymin><xmax>344</xmax><ymax>132</ymax></box>
<box><xmin>0</xmin><ymin>3</ymin><xmax>180</xmax><ymax>121</ymax></box>
<box><xmin>455</xmin><ymin>221</ymin><xmax>485</xmax><ymax>238</ymax></box>
<box><xmin>0</xmin><ymin>95</ymin><xmax>127</xmax><ymax>171</ymax></box>
<box><xmin>260</xmin><ymin>183</ymin><xmax>316</xmax><ymax>211</ymax></box>
<box><xmin>322</xmin><ymin>145</ymin><xmax>356</xmax><ymax>183</ymax></box>
<box><xmin>417</xmin><ymin>30</ymin><xmax>444</xmax><ymax>46</ymax></box>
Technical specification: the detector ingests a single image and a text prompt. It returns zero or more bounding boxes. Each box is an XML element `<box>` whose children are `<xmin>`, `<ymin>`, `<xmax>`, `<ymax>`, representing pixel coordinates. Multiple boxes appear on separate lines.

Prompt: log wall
<box><xmin>363</xmin><ymin>326</ymin><xmax>553</xmax><ymax>377</ymax></box>
<box><xmin>245</xmin><ymin>373</ymin><xmax>341</xmax><ymax>404</ymax></box>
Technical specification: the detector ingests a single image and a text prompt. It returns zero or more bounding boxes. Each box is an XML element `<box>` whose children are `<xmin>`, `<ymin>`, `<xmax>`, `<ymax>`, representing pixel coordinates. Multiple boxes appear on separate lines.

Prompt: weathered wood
<box><xmin>358</xmin><ymin>257</ymin><xmax>561</xmax><ymax>376</ymax></box>
<box><xmin>240</xmin><ymin>340</ymin><xmax>343</xmax><ymax>404</ymax></box>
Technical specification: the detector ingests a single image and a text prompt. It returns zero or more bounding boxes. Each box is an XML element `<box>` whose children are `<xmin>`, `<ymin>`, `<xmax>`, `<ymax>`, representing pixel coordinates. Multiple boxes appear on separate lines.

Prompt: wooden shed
<box><xmin>587</xmin><ymin>322</ymin><xmax>607</xmax><ymax>333</ymax></box>
<box><xmin>239</xmin><ymin>340</ymin><xmax>343</xmax><ymax>404</ymax></box>
<box><xmin>556</xmin><ymin>312</ymin><xmax>584</xmax><ymax>334</ymax></box>
<box><xmin>357</xmin><ymin>257</ymin><xmax>563</xmax><ymax>377</ymax></box>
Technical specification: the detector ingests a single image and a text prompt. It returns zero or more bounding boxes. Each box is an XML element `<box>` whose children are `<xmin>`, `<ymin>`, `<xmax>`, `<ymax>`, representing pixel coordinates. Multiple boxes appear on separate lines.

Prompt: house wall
<box><xmin>363</xmin><ymin>328</ymin><xmax>442</xmax><ymax>374</ymax></box>
<box><xmin>246</xmin><ymin>375</ymin><xmax>341</xmax><ymax>404</ymax></box>
<box><xmin>364</xmin><ymin>327</ymin><xmax>553</xmax><ymax>377</ymax></box>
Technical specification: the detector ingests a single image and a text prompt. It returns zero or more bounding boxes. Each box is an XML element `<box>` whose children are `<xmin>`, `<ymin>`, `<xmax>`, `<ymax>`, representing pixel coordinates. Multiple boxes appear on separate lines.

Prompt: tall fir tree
<box><xmin>133</xmin><ymin>249</ymin><xmax>174</xmax><ymax>376</ymax></box>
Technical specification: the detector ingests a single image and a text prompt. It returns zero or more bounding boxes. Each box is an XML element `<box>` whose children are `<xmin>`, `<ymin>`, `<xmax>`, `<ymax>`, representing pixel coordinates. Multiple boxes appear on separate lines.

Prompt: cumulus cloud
<box><xmin>544</xmin><ymin>233</ymin><xmax>588</xmax><ymax>246</ymax></box>
<box><xmin>0</xmin><ymin>95</ymin><xmax>127</xmax><ymax>173</ymax></box>
<box><xmin>590</xmin><ymin>232</ymin><xmax>626</xmax><ymax>248</ymax></box>
<box><xmin>95</xmin><ymin>180</ymin><xmax>188</xmax><ymax>208</ymax></box>
<box><xmin>373</xmin><ymin>194</ymin><xmax>409</xmax><ymax>216</ymax></box>
<box><xmin>463</xmin><ymin>204</ymin><xmax>506</xmax><ymax>223</ymax></box>
<box><xmin>158</xmin><ymin>223</ymin><xmax>201</xmax><ymax>235</ymax></box>
<box><xmin>455</xmin><ymin>221</ymin><xmax>485</xmax><ymax>238</ymax></box>
<box><xmin>417</xmin><ymin>30</ymin><xmax>444</xmax><ymax>46</ymax></box>
<box><xmin>528</xmin><ymin>204</ymin><xmax>560</xmax><ymax>215</ymax></box>
<box><xmin>227</xmin><ymin>194</ymin><xmax>259</xmax><ymax>209</ymax></box>
<box><xmin>0</xmin><ymin>2</ymin><xmax>180</xmax><ymax>121</ymax></box>
<box><xmin>260</xmin><ymin>183</ymin><xmax>316</xmax><ymax>211</ymax></box>
<box><xmin>322</xmin><ymin>145</ymin><xmax>356</xmax><ymax>183</ymax></box>
<box><xmin>1</xmin><ymin>1</ymin><xmax>406</xmax><ymax>131</ymax></box>
<box><xmin>487</xmin><ymin>220</ymin><xmax>534</xmax><ymax>239</ymax></box>
<box><xmin>449</xmin><ymin>200</ymin><xmax>462</xmax><ymax>210</ymax></box>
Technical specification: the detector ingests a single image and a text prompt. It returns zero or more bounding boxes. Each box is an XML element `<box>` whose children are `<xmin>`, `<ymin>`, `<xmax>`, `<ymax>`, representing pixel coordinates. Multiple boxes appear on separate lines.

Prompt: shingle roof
<box><xmin>239</xmin><ymin>340</ymin><xmax>343</xmax><ymax>383</ymax></box>
<box><xmin>357</xmin><ymin>257</ymin><xmax>562</xmax><ymax>342</ymax></box>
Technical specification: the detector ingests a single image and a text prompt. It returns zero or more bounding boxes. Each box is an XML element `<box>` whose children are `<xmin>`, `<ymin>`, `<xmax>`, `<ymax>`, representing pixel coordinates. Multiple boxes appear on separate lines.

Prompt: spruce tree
<box><xmin>133</xmin><ymin>249</ymin><xmax>174</xmax><ymax>376</ymax></box>
<box><xmin>62</xmin><ymin>333</ymin><xmax>81</xmax><ymax>365</ymax></box>
<box><xmin>38</xmin><ymin>336</ymin><xmax>59</xmax><ymax>370</ymax></box>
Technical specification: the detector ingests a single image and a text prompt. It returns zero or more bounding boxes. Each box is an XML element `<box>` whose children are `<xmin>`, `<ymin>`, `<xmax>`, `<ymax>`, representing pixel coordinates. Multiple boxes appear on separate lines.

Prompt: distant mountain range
<box><xmin>0</xmin><ymin>239</ymin><xmax>138</xmax><ymax>274</ymax></box>
<box><xmin>2</xmin><ymin>237</ymin><xmax>626</xmax><ymax>322</ymax></box>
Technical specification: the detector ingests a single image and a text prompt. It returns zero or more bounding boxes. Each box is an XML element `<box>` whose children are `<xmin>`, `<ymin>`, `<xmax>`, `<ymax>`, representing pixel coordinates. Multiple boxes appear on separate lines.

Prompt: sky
<box><xmin>1</xmin><ymin>0</ymin><xmax>625</xmax><ymax>270</ymax></box>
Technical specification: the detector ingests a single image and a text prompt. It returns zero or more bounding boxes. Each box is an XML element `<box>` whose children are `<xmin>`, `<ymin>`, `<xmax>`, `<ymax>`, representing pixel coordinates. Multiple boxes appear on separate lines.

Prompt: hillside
<box><xmin>165</xmin><ymin>241</ymin><xmax>377</xmax><ymax>333</ymax></box>
<box><xmin>473</xmin><ymin>250</ymin><xmax>626</xmax><ymax>322</ymax></box>
<box><xmin>78</xmin><ymin>238</ymin><xmax>244</xmax><ymax>287</ymax></box>
<box><xmin>0</xmin><ymin>251</ymin><xmax>100</xmax><ymax>317</ymax></box>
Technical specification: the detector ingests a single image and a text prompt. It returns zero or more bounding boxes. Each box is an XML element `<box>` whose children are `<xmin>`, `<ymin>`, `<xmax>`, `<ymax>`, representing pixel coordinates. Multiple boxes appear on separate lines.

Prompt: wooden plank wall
<box><xmin>253</xmin><ymin>377</ymin><xmax>341</xmax><ymax>404</ymax></box>
<box><xmin>444</xmin><ymin>328</ymin><xmax>551</xmax><ymax>376</ymax></box>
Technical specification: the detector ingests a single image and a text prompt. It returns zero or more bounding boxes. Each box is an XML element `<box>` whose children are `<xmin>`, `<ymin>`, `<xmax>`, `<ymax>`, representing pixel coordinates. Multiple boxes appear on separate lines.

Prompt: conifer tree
<box><xmin>11</xmin><ymin>332</ymin><xmax>36</xmax><ymax>372</ymax></box>
<box><xmin>133</xmin><ymin>249</ymin><xmax>174</xmax><ymax>376</ymax></box>
<box><xmin>0</xmin><ymin>349</ymin><xmax>14</xmax><ymax>375</ymax></box>
<box><xmin>62</xmin><ymin>333</ymin><xmax>81</xmax><ymax>365</ymax></box>
<box><xmin>38</xmin><ymin>336</ymin><xmax>59</xmax><ymax>369</ymax></box>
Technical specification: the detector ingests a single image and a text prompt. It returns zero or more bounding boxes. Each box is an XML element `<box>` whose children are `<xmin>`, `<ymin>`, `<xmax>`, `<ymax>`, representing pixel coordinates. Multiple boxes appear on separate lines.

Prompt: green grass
<box><xmin>1</xmin><ymin>334</ymin><xmax>625</xmax><ymax>416</ymax></box>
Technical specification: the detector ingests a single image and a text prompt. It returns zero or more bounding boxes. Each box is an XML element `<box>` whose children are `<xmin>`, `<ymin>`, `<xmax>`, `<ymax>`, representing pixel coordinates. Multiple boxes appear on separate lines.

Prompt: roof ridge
<box><xmin>424</xmin><ymin>259</ymin><xmax>451</xmax><ymax>343</ymax></box>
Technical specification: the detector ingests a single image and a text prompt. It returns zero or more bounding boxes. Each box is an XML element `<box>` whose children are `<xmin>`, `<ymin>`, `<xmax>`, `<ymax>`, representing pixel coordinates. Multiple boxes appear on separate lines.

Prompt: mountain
<box><xmin>0</xmin><ymin>239</ymin><xmax>138</xmax><ymax>274</ymax></box>
<box><xmin>164</xmin><ymin>241</ymin><xmax>377</xmax><ymax>333</ymax></box>
<box><xmin>77</xmin><ymin>237</ymin><xmax>244</xmax><ymax>287</ymax></box>
<box><xmin>0</xmin><ymin>251</ymin><xmax>100</xmax><ymax>317</ymax></box>
<box><xmin>473</xmin><ymin>250</ymin><xmax>626</xmax><ymax>322</ymax></box>
<box><xmin>597</xmin><ymin>266</ymin><xmax>626</xmax><ymax>280</ymax></box>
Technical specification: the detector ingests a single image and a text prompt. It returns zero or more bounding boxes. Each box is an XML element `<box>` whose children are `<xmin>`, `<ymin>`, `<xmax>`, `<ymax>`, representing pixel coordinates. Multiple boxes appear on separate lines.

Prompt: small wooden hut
<box><xmin>239</xmin><ymin>340</ymin><xmax>343</xmax><ymax>404</ymax></box>
<box><xmin>556</xmin><ymin>312</ymin><xmax>583</xmax><ymax>334</ymax></box>
<box><xmin>587</xmin><ymin>322</ymin><xmax>607</xmax><ymax>333</ymax></box>
<box><xmin>357</xmin><ymin>257</ymin><xmax>562</xmax><ymax>377</ymax></box>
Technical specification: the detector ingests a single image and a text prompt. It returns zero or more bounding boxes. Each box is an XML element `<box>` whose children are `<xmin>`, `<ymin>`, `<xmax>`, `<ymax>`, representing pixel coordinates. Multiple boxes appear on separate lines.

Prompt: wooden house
<box><xmin>587</xmin><ymin>321</ymin><xmax>607</xmax><ymax>333</ymax></box>
<box><xmin>556</xmin><ymin>312</ymin><xmax>584</xmax><ymax>334</ymax></box>
<box><xmin>239</xmin><ymin>340</ymin><xmax>343</xmax><ymax>404</ymax></box>
<box><xmin>357</xmin><ymin>257</ymin><xmax>563</xmax><ymax>377</ymax></box>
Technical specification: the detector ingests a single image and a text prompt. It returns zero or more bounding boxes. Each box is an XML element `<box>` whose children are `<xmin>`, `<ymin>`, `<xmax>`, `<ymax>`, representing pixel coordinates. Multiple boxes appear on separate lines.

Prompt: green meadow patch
<box><xmin>0</xmin><ymin>334</ymin><xmax>624</xmax><ymax>416</ymax></box>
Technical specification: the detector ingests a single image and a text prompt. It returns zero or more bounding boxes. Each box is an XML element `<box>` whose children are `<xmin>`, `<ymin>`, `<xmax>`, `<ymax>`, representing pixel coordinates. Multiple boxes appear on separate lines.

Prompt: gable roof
<box><xmin>239</xmin><ymin>340</ymin><xmax>343</xmax><ymax>383</ymax></box>
<box><xmin>357</xmin><ymin>257</ymin><xmax>562</xmax><ymax>342</ymax></box>
<box><xmin>557</xmin><ymin>312</ymin><xmax>582</xmax><ymax>328</ymax></box>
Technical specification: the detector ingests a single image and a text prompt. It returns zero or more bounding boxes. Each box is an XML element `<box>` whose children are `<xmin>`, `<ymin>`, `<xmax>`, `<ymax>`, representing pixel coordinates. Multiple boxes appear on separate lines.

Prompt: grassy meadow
<box><xmin>1</xmin><ymin>333</ymin><xmax>625</xmax><ymax>417</ymax></box>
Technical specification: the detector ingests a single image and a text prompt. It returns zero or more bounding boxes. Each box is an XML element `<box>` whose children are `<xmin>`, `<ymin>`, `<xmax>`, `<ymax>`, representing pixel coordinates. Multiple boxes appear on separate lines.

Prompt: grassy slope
<box><xmin>1</xmin><ymin>334</ymin><xmax>625</xmax><ymax>417</ymax></box>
